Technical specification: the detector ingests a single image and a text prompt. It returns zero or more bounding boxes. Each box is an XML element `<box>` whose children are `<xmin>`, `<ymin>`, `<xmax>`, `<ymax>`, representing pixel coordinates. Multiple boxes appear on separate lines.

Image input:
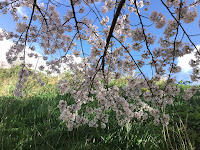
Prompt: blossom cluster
<box><xmin>0</xmin><ymin>0</ymin><xmax>199</xmax><ymax>131</ymax></box>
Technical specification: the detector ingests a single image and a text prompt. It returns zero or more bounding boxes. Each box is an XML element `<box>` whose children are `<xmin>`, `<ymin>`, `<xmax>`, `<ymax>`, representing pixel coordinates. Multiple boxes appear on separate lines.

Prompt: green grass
<box><xmin>0</xmin><ymin>66</ymin><xmax>200</xmax><ymax>150</ymax></box>
<box><xmin>0</xmin><ymin>95</ymin><xmax>165</xmax><ymax>150</ymax></box>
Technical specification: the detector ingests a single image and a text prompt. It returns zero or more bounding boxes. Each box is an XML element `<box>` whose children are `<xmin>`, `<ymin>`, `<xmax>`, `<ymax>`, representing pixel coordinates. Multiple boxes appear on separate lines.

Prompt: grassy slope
<box><xmin>0</xmin><ymin>66</ymin><xmax>199</xmax><ymax>150</ymax></box>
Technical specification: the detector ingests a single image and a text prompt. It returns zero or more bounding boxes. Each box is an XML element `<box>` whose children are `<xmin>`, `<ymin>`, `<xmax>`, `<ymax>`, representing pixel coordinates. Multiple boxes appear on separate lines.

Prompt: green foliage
<box><xmin>0</xmin><ymin>65</ymin><xmax>21</xmax><ymax>79</ymax></box>
<box><xmin>164</xmin><ymin>91</ymin><xmax>200</xmax><ymax>150</ymax></box>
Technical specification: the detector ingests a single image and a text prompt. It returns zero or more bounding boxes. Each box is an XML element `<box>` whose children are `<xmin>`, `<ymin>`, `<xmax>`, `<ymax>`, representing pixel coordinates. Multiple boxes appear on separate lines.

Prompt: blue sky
<box><xmin>0</xmin><ymin>0</ymin><xmax>200</xmax><ymax>83</ymax></box>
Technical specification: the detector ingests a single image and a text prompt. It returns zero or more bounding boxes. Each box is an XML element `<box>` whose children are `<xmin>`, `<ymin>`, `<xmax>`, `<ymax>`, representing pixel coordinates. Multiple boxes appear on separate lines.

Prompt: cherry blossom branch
<box><xmin>35</xmin><ymin>4</ymin><xmax>49</xmax><ymax>31</ymax></box>
<box><xmin>101</xmin><ymin>0</ymin><xmax>126</xmax><ymax>72</ymax></box>
<box><xmin>113</xmin><ymin>36</ymin><xmax>154</xmax><ymax>96</ymax></box>
<box><xmin>163</xmin><ymin>0</ymin><xmax>182</xmax><ymax>92</ymax></box>
<box><xmin>61</xmin><ymin>32</ymin><xmax>78</xmax><ymax>58</ymax></box>
<box><xmin>83</xmin><ymin>0</ymin><xmax>102</xmax><ymax>23</ymax></box>
<box><xmin>134</xmin><ymin>0</ymin><xmax>159</xmax><ymax>75</ymax></box>
<box><xmin>160</xmin><ymin>0</ymin><xmax>199</xmax><ymax>55</ymax></box>
<box><xmin>19</xmin><ymin>0</ymin><xmax>37</xmax><ymax>84</ymax></box>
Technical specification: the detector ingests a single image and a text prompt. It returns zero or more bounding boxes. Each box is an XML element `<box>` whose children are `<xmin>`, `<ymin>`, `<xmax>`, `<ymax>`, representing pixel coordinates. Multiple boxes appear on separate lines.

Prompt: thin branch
<box><xmin>83</xmin><ymin>0</ymin><xmax>102</xmax><ymax>24</ymax></box>
<box><xmin>113</xmin><ymin>36</ymin><xmax>154</xmax><ymax>96</ymax></box>
<box><xmin>160</xmin><ymin>0</ymin><xmax>199</xmax><ymax>55</ymax></box>
<box><xmin>134</xmin><ymin>0</ymin><xmax>159</xmax><ymax>75</ymax></box>
<box><xmin>163</xmin><ymin>0</ymin><xmax>182</xmax><ymax>92</ymax></box>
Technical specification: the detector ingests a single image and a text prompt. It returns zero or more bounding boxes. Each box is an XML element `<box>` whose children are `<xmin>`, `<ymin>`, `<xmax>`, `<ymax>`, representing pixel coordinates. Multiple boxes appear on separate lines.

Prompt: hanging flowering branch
<box><xmin>0</xmin><ymin>0</ymin><xmax>199</xmax><ymax>131</ymax></box>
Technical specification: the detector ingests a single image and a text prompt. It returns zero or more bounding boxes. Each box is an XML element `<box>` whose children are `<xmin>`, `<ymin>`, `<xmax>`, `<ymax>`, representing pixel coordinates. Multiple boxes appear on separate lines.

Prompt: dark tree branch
<box><xmin>101</xmin><ymin>0</ymin><xmax>126</xmax><ymax>72</ymax></box>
